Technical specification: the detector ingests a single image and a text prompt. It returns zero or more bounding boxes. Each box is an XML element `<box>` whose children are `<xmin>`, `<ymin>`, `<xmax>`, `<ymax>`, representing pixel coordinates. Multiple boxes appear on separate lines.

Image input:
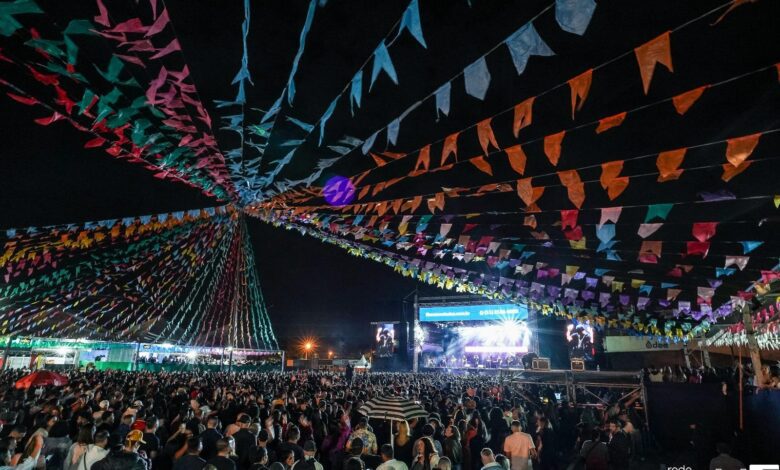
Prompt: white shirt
<box><xmin>377</xmin><ymin>459</ymin><xmax>410</xmax><ymax>470</ymax></box>
<box><xmin>82</xmin><ymin>445</ymin><xmax>109</xmax><ymax>470</ymax></box>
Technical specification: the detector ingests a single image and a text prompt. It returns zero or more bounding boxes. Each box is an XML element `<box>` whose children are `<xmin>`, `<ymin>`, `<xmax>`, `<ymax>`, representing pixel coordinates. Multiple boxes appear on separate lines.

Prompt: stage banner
<box><xmin>419</xmin><ymin>303</ymin><xmax>528</xmax><ymax>322</ymax></box>
<box><xmin>604</xmin><ymin>335</ymin><xmax>686</xmax><ymax>353</ymax></box>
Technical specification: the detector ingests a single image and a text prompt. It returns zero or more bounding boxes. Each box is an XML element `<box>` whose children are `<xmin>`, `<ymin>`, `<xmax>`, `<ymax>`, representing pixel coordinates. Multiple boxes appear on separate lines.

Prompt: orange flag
<box><xmin>371</xmin><ymin>182</ymin><xmax>386</xmax><ymax>196</ymax></box>
<box><xmin>568</xmin><ymin>69</ymin><xmax>593</xmax><ymax>119</ymax></box>
<box><xmin>505</xmin><ymin>144</ymin><xmax>527</xmax><ymax>176</ymax></box>
<box><xmin>656</xmin><ymin>148</ymin><xmax>686</xmax><ymax>182</ymax></box>
<box><xmin>470</xmin><ymin>156</ymin><xmax>493</xmax><ymax>176</ymax></box>
<box><xmin>427</xmin><ymin>192</ymin><xmax>445</xmax><ymax>213</ymax></box>
<box><xmin>477</xmin><ymin>118</ymin><xmax>499</xmax><ymax>156</ymax></box>
<box><xmin>358</xmin><ymin>185</ymin><xmax>371</xmax><ymax>200</ymax></box>
<box><xmin>725</xmin><ymin>132</ymin><xmax>761</xmax><ymax>167</ymax></box>
<box><xmin>517</xmin><ymin>178</ymin><xmax>544</xmax><ymax>211</ymax></box>
<box><xmin>401</xmin><ymin>195</ymin><xmax>423</xmax><ymax>213</ymax></box>
<box><xmin>634</xmin><ymin>31</ymin><xmax>673</xmax><ymax>94</ymax></box>
<box><xmin>544</xmin><ymin>131</ymin><xmax>565</xmax><ymax>166</ymax></box>
<box><xmin>385</xmin><ymin>176</ymin><xmax>405</xmax><ymax>189</ymax></box>
<box><xmin>672</xmin><ymin>85</ymin><xmax>708</xmax><ymax>115</ymax></box>
<box><xmin>722</xmin><ymin>161</ymin><xmax>752</xmax><ymax>182</ymax></box>
<box><xmin>412</xmin><ymin>144</ymin><xmax>431</xmax><ymax>176</ymax></box>
<box><xmin>441</xmin><ymin>132</ymin><xmax>459</xmax><ymax>166</ymax></box>
<box><xmin>513</xmin><ymin>97</ymin><xmax>534</xmax><ymax>137</ymax></box>
<box><xmin>391</xmin><ymin>199</ymin><xmax>403</xmax><ymax>214</ymax></box>
<box><xmin>524</xmin><ymin>215</ymin><xmax>537</xmax><ymax>229</ymax></box>
<box><xmin>370</xmin><ymin>152</ymin><xmax>388</xmax><ymax>167</ymax></box>
<box><xmin>558</xmin><ymin>170</ymin><xmax>585</xmax><ymax>208</ymax></box>
<box><xmin>595</xmin><ymin>112</ymin><xmax>626</xmax><ymax>133</ymax></box>
<box><xmin>600</xmin><ymin>160</ymin><xmax>629</xmax><ymax>200</ymax></box>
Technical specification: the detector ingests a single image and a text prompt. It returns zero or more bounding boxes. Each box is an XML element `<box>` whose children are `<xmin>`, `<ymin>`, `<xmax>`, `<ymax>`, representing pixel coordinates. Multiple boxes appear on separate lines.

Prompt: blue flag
<box><xmin>504</xmin><ymin>23</ymin><xmax>554</xmax><ymax>75</ymax></box>
<box><xmin>370</xmin><ymin>42</ymin><xmax>398</xmax><ymax>91</ymax></box>
<box><xmin>396</xmin><ymin>0</ymin><xmax>427</xmax><ymax>48</ymax></box>
<box><xmin>555</xmin><ymin>0</ymin><xmax>597</xmax><ymax>36</ymax></box>
<box><xmin>435</xmin><ymin>82</ymin><xmax>451</xmax><ymax>118</ymax></box>
<box><xmin>464</xmin><ymin>56</ymin><xmax>491</xmax><ymax>100</ymax></box>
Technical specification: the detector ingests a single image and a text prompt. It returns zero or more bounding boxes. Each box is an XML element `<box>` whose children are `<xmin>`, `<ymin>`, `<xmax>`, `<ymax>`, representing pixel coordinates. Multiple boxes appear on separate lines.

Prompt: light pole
<box><xmin>304</xmin><ymin>342</ymin><xmax>312</xmax><ymax>360</ymax></box>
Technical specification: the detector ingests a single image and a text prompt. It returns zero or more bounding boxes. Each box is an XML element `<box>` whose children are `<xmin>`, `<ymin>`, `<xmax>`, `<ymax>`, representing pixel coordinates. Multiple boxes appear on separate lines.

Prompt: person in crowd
<box><xmin>201</xmin><ymin>418</ymin><xmax>223</xmax><ymax>461</ymax></box>
<box><xmin>346</xmin><ymin>421</ymin><xmax>377</xmax><ymax>456</ymax></box>
<box><xmin>377</xmin><ymin>444</ymin><xmax>408</xmax><ymax>470</ymax></box>
<box><xmin>269</xmin><ymin>450</ymin><xmax>294</xmax><ymax>470</ymax></box>
<box><xmin>478</xmin><ymin>449</ymin><xmax>501</xmax><ymax>470</ymax></box>
<box><xmin>247</xmin><ymin>447</ymin><xmax>268</xmax><ymax>470</ymax></box>
<box><xmin>441</xmin><ymin>426</ymin><xmax>461</xmax><ymax>470</ymax></box>
<box><xmin>290</xmin><ymin>441</ymin><xmax>323</xmax><ymax>470</ymax></box>
<box><xmin>606</xmin><ymin>420</ymin><xmax>630</xmax><ymax>470</ymax></box>
<box><xmin>502</xmin><ymin>421</ymin><xmax>534</xmax><ymax>470</ymax></box>
<box><xmin>393</xmin><ymin>421</ymin><xmax>413</xmax><ymax>467</ymax></box>
<box><xmin>708</xmin><ymin>442</ymin><xmax>744</xmax><ymax>470</ymax></box>
<box><xmin>411</xmin><ymin>437</ymin><xmax>439</xmax><ymax>470</ymax></box>
<box><xmin>414</xmin><ymin>425</ymin><xmax>442</xmax><ymax>459</ymax></box>
<box><xmin>81</xmin><ymin>431</ymin><xmax>111</xmax><ymax>470</ymax></box>
<box><xmin>92</xmin><ymin>429</ymin><xmax>148</xmax><ymax>470</ymax></box>
<box><xmin>577</xmin><ymin>429</ymin><xmax>608</xmax><ymax>470</ymax></box>
<box><xmin>534</xmin><ymin>417</ymin><xmax>556</xmax><ymax>470</ymax></box>
<box><xmin>0</xmin><ymin>434</ymin><xmax>43</xmax><ymax>470</ymax></box>
<box><xmin>174</xmin><ymin>437</ymin><xmax>206</xmax><ymax>470</ymax></box>
<box><xmin>277</xmin><ymin>427</ymin><xmax>304</xmax><ymax>464</ymax></box>
<box><xmin>206</xmin><ymin>440</ymin><xmax>236</xmax><ymax>470</ymax></box>
<box><xmin>231</xmin><ymin>416</ymin><xmax>255</xmax><ymax>469</ymax></box>
<box><xmin>64</xmin><ymin>425</ymin><xmax>95</xmax><ymax>470</ymax></box>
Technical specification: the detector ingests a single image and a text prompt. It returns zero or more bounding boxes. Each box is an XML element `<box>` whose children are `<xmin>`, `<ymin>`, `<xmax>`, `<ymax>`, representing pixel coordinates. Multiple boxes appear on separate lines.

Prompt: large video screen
<box><xmin>419</xmin><ymin>303</ymin><xmax>528</xmax><ymax>322</ymax></box>
<box><xmin>374</xmin><ymin>323</ymin><xmax>396</xmax><ymax>357</ymax></box>
<box><xmin>417</xmin><ymin>304</ymin><xmax>531</xmax><ymax>368</ymax></box>
<box><xmin>566</xmin><ymin>320</ymin><xmax>595</xmax><ymax>361</ymax></box>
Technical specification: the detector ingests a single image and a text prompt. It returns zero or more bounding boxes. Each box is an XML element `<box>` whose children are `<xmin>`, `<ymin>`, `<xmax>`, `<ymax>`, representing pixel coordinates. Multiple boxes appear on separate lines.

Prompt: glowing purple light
<box><xmin>323</xmin><ymin>176</ymin><xmax>356</xmax><ymax>206</ymax></box>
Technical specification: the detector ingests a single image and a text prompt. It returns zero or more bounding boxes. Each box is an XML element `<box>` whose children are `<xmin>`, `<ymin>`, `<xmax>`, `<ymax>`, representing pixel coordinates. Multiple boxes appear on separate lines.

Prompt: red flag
<box><xmin>634</xmin><ymin>32</ymin><xmax>673</xmax><ymax>94</ymax></box>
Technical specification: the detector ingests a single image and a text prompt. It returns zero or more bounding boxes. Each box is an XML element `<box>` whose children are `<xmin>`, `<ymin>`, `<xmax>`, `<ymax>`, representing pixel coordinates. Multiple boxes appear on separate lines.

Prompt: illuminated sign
<box><xmin>419</xmin><ymin>304</ymin><xmax>528</xmax><ymax>322</ymax></box>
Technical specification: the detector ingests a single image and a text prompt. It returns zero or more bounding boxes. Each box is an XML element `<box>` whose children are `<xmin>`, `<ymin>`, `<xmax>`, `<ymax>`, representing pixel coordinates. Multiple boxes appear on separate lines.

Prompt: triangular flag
<box><xmin>470</xmin><ymin>156</ymin><xmax>493</xmax><ymax>176</ymax></box>
<box><xmin>692</xmin><ymin>222</ymin><xmax>717</xmax><ymax>242</ymax></box>
<box><xmin>740</xmin><ymin>241</ymin><xmax>763</xmax><ymax>254</ymax></box>
<box><xmin>725</xmin><ymin>133</ymin><xmax>761</xmax><ymax>167</ymax></box>
<box><xmin>412</xmin><ymin>145</ymin><xmax>431</xmax><ymax>174</ymax></box>
<box><xmin>558</xmin><ymin>170</ymin><xmax>585</xmax><ymax>208</ymax></box>
<box><xmin>672</xmin><ymin>85</ymin><xmax>707</xmax><ymax>115</ymax></box>
<box><xmin>568</xmin><ymin>68</ymin><xmax>592</xmax><ymax>119</ymax></box>
<box><xmin>505</xmin><ymin>145</ymin><xmax>527</xmax><ymax>176</ymax></box>
<box><xmin>362</xmin><ymin>131</ymin><xmax>378</xmax><ymax>154</ymax></box>
<box><xmin>595</xmin><ymin>112</ymin><xmax>626</xmax><ymax>133</ymax></box>
<box><xmin>350</xmin><ymin>71</ymin><xmax>363</xmax><ymax>115</ymax></box>
<box><xmin>600</xmin><ymin>160</ymin><xmax>629</xmax><ymax>200</ymax></box>
<box><xmin>721</xmin><ymin>160</ymin><xmax>751</xmax><ymax>182</ymax></box>
<box><xmin>599</xmin><ymin>207</ymin><xmax>622</xmax><ymax>227</ymax></box>
<box><xmin>477</xmin><ymin>118</ymin><xmax>499</xmax><ymax>155</ymax></box>
<box><xmin>513</xmin><ymin>97</ymin><xmax>534</xmax><ymax>137</ymax></box>
<box><xmin>637</xmin><ymin>223</ymin><xmax>662</xmax><ymax>239</ymax></box>
<box><xmin>435</xmin><ymin>82</ymin><xmax>451</xmax><ymax>118</ymax></box>
<box><xmin>656</xmin><ymin>148</ymin><xmax>686</xmax><ymax>182</ymax></box>
<box><xmin>370</xmin><ymin>42</ymin><xmax>398</xmax><ymax>91</ymax></box>
<box><xmin>396</xmin><ymin>0</ymin><xmax>427</xmax><ymax>48</ymax></box>
<box><xmin>544</xmin><ymin>131</ymin><xmax>565</xmax><ymax>166</ymax></box>
<box><xmin>504</xmin><ymin>23</ymin><xmax>555</xmax><ymax>75</ymax></box>
<box><xmin>634</xmin><ymin>31</ymin><xmax>673</xmax><ymax>94</ymax></box>
<box><xmin>464</xmin><ymin>57</ymin><xmax>491</xmax><ymax>100</ymax></box>
<box><xmin>517</xmin><ymin>178</ymin><xmax>544</xmax><ymax>210</ymax></box>
<box><xmin>555</xmin><ymin>0</ymin><xmax>597</xmax><ymax>35</ymax></box>
<box><xmin>441</xmin><ymin>132</ymin><xmax>459</xmax><ymax>166</ymax></box>
<box><xmin>645</xmin><ymin>203</ymin><xmax>673</xmax><ymax>222</ymax></box>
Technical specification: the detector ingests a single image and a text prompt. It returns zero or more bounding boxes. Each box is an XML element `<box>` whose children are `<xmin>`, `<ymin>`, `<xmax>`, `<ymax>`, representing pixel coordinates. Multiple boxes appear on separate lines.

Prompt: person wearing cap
<box><xmin>289</xmin><ymin>441</ymin><xmax>322</xmax><ymax>470</ymax></box>
<box><xmin>92</xmin><ymin>429</ymin><xmax>148</xmax><ymax>470</ymax></box>
<box><xmin>232</xmin><ymin>416</ymin><xmax>255</xmax><ymax>470</ymax></box>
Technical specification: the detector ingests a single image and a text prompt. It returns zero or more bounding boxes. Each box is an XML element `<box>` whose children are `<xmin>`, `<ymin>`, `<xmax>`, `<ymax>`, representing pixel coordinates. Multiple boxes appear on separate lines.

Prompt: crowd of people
<box><xmin>0</xmin><ymin>369</ymin><xmax>754</xmax><ymax>470</ymax></box>
<box><xmin>642</xmin><ymin>363</ymin><xmax>780</xmax><ymax>388</ymax></box>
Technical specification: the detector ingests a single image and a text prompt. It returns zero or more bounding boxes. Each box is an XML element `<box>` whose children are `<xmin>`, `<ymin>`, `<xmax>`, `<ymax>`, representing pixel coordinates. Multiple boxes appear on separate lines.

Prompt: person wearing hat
<box><xmin>92</xmin><ymin>429</ymin><xmax>148</xmax><ymax>470</ymax></box>
<box><xmin>290</xmin><ymin>441</ymin><xmax>322</xmax><ymax>470</ymax></box>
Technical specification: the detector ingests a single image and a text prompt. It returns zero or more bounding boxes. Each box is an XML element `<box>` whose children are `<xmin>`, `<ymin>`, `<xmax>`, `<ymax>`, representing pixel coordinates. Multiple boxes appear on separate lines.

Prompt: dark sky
<box><xmin>1</xmin><ymin>0</ymin><xmax>778</xmax><ymax>353</ymax></box>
